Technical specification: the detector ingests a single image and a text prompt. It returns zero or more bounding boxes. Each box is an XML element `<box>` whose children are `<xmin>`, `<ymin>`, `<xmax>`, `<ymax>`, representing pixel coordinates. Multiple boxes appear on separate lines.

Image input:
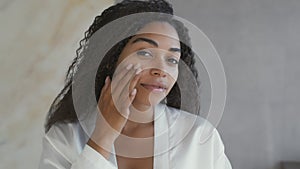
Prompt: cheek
<box><xmin>166</xmin><ymin>68</ymin><xmax>178</xmax><ymax>85</ymax></box>
<box><xmin>171</xmin><ymin>69</ymin><xmax>179</xmax><ymax>80</ymax></box>
<box><xmin>169</xmin><ymin>73</ymin><xmax>178</xmax><ymax>86</ymax></box>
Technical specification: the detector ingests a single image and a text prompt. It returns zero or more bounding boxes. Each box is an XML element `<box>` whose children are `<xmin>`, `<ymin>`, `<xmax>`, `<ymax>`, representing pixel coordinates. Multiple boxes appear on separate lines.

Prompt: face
<box><xmin>116</xmin><ymin>21</ymin><xmax>181</xmax><ymax>107</ymax></box>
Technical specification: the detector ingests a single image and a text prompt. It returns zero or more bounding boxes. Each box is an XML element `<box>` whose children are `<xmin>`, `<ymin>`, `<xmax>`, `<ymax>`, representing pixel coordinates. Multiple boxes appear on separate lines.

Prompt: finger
<box><xmin>119</xmin><ymin>70</ymin><xmax>141</xmax><ymax>102</ymax></box>
<box><xmin>112</xmin><ymin>62</ymin><xmax>141</xmax><ymax>86</ymax></box>
<box><xmin>110</xmin><ymin>64</ymin><xmax>134</xmax><ymax>95</ymax></box>
<box><xmin>128</xmin><ymin>88</ymin><xmax>137</xmax><ymax>104</ymax></box>
<box><xmin>129</xmin><ymin>68</ymin><xmax>142</xmax><ymax>93</ymax></box>
<box><xmin>111</xmin><ymin>63</ymin><xmax>140</xmax><ymax>96</ymax></box>
<box><xmin>103</xmin><ymin>76</ymin><xmax>110</xmax><ymax>91</ymax></box>
<box><xmin>110</xmin><ymin>66</ymin><xmax>141</xmax><ymax>117</ymax></box>
<box><xmin>118</xmin><ymin>88</ymin><xmax>137</xmax><ymax>118</ymax></box>
<box><xmin>118</xmin><ymin>72</ymin><xmax>142</xmax><ymax>107</ymax></box>
<box><xmin>112</xmin><ymin>63</ymin><xmax>133</xmax><ymax>83</ymax></box>
<box><xmin>99</xmin><ymin>76</ymin><xmax>111</xmax><ymax>103</ymax></box>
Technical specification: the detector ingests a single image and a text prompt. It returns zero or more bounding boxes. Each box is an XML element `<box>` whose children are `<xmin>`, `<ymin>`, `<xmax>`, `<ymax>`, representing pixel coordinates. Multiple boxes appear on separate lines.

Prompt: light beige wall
<box><xmin>0</xmin><ymin>0</ymin><xmax>114</xmax><ymax>168</ymax></box>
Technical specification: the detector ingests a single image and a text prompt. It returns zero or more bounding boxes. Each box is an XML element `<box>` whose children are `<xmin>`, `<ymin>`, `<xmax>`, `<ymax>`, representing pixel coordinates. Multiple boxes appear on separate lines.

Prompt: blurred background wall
<box><xmin>164</xmin><ymin>0</ymin><xmax>300</xmax><ymax>169</ymax></box>
<box><xmin>0</xmin><ymin>0</ymin><xmax>113</xmax><ymax>168</ymax></box>
<box><xmin>1</xmin><ymin>0</ymin><xmax>299</xmax><ymax>169</ymax></box>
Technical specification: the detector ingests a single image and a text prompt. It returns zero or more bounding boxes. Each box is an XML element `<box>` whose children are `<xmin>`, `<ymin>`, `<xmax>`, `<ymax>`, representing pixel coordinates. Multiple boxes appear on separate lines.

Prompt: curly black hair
<box><xmin>45</xmin><ymin>0</ymin><xmax>200</xmax><ymax>132</ymax></box>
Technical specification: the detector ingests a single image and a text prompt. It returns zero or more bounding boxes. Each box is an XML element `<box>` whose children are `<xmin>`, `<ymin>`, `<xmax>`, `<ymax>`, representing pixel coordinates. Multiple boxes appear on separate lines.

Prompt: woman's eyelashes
<box><xmin>167</xmin><ymin>57</ymin><xmax>179</xmax><ymax>65</ymax></box>
<box><xmin>136</xmin><ymin>49</ymin><xmax>179</xmax><ymax>65</ymax></box>
<box><xmin>136</xmin><ymin>49</ymin><xmax>153</xmax><ymax>57</ymax></box>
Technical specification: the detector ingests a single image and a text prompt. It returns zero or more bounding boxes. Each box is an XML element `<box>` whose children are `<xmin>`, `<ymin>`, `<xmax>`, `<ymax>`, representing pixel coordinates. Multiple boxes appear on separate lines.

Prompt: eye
<box><xmin>136</xmin><ymin>50</ymin><xmax>152</xmax><ymax>57</ymax></box>
<box><xmin>167</xmin><ymin>57</ymin><xmax>179</xmax><ymax>65</ymax></box>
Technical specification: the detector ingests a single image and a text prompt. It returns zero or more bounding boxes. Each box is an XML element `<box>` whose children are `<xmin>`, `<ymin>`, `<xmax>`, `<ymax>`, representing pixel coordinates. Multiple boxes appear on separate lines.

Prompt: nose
<box><xmin>150</xmin><ymin>68</ymin><xmax>167</xmax><ymax>77</ymax></box>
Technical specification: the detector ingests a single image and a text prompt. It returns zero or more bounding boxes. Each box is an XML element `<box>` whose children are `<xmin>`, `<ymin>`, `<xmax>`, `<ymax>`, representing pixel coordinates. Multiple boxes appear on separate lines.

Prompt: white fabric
<box><xmin>39</xmin><ymin>104</ymin><xmax>232</xmax><ymax>169</ymax></box>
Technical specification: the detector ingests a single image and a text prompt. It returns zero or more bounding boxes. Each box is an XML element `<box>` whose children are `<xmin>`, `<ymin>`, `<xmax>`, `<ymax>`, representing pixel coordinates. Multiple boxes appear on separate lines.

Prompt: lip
<box><xmin>140</xmin><ymin>82</ymin><xmax>167</xmax><ymax>93</ymax></box>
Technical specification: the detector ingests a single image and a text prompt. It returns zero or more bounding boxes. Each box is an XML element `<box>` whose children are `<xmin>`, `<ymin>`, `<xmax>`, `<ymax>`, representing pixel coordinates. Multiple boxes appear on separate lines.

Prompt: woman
<box><xmin>39</xmin><ymin>0</ymin><xmax>232</xmax><ymax>168</ymax></box>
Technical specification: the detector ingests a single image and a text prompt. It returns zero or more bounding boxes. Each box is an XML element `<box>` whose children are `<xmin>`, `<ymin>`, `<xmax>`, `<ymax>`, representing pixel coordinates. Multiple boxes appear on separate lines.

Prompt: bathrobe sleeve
<box><xmin>212</xmin><ymin>129</ymin><xmax>232</xmax><ymax>169</ymax></box>
<box><xmin>38</xmin><ymin>123</ymin><xmax>117</xmax><ymax>169</ymax></box>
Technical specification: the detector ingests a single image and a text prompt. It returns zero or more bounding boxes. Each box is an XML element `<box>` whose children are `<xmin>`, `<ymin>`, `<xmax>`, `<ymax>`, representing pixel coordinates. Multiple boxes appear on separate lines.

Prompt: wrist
<box><xmin>87</xmin><ymin>139</ymin><xmax>112</xmax><ymax>159</ymax></box>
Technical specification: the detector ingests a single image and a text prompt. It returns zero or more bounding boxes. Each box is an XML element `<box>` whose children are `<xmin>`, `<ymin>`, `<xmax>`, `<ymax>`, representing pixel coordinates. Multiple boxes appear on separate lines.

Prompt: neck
<box><xmin>122</xmin><ymin>103</ymin><xmax>154</xmax><ymax>129</ymax></box>
<box><xmin>129</xmin><ymin>103</ymin><xmax>154</xmax><ymax>122</ymax></box>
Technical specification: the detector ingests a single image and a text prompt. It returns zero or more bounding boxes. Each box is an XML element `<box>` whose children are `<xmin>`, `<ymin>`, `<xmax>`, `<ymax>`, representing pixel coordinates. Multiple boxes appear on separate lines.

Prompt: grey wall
<box><xmin>169</xmin><ymin>0</ymin><xmax>300</xmax><ymax>169</ymax></box>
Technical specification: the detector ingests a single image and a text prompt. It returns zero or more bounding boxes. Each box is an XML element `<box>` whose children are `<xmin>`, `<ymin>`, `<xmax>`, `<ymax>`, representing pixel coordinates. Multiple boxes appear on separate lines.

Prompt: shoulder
<box><xmin>44</xmin><ymin>122</ymin><xmax>88</xmax><ymax>156</ymax></box>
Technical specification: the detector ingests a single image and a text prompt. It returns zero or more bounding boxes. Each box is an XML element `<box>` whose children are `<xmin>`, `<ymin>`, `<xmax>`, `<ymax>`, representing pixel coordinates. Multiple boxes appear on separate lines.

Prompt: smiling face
<box><xmin>116</xmin><ymin>21</ymin><xmax>181</xmax><ymax>108</ymax></box>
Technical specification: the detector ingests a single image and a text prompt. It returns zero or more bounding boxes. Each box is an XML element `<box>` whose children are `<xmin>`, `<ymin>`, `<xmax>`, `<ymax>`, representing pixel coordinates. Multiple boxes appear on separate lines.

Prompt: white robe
<box><xmin>39</xmin><ymin>104</ymin><xmax>232</xmax><ymax>169</ymax></box>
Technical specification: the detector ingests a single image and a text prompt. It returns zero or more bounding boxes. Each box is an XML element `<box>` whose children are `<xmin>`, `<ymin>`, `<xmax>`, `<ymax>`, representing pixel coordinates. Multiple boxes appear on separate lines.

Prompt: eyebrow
<box><xmin>131</xmin><ymin>37</ymin><xmax>181</xmax><ymax>53</ymax></box>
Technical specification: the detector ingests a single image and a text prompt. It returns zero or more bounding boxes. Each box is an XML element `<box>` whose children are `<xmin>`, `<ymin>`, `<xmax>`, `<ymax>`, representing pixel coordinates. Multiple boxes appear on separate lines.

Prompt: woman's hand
<box><xmin>88</xmin><ymin>63</ymin><xmax>142</xmax><ymax>158</ymax></box>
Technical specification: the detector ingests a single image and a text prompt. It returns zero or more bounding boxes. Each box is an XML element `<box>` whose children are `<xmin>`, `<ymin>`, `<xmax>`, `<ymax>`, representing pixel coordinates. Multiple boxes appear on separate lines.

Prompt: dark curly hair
<box><xmin>44</xmin><ymin>0</ymin><xmax>200</xmax><ymax>132</ymax></box>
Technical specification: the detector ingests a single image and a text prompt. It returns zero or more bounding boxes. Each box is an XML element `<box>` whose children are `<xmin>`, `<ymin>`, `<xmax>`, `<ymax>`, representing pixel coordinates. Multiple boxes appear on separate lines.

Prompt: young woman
<box><xmin>39</xmin><ymin>0</ymin><xmax>232</xmax><ymax>168</ymax></box>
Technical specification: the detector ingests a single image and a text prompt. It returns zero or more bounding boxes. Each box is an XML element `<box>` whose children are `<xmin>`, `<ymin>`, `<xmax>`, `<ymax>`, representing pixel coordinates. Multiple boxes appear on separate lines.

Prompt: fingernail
<box><xmin>126</xmin><ymin>64</ymin><xmax>133</xmax><ymax>70</ymax></box>
<box><xmin>134</xmin><ymin>63</ymin><xmax>141</xmax><ymax>69</ymax></box>
<box><xmin>131</xmin><ymin>88</ymin><xmax>137</xmax><ymax>95</ymax></box>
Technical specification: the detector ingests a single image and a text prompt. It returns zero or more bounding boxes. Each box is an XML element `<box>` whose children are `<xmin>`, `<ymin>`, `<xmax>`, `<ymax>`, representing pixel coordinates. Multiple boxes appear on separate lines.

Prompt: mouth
<box><xmin>140</xmin><ymin>83</ymin><xmax>167</xmax><ymax>93</ymax></box>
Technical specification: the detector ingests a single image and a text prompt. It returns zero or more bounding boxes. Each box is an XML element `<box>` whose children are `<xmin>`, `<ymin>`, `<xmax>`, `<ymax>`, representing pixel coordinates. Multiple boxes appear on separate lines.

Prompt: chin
<box><xmin>134</xmin><ymin>84</ymin><xmax>168</xmax><ymax>106</ymax></box>
<box><xmin>133</xmin><ymin>95</ymin><xmax>164</xmax><ymax>107</ymax></box>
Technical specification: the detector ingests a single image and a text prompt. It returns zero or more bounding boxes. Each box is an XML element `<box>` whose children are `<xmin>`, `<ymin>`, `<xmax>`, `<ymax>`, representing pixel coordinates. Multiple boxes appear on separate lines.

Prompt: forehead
<box><xmin>135</xmin><ymin>21</ymin><xmax>180</xmax><ymax>42</ymax></box>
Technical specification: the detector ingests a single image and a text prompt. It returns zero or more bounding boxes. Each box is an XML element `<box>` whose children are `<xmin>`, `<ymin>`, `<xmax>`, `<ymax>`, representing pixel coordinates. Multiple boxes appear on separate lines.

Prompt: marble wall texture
<box><xmin>0</xmin><ymin>0</ymin><xmax>113</xmax><ymax>168</ymax></box>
